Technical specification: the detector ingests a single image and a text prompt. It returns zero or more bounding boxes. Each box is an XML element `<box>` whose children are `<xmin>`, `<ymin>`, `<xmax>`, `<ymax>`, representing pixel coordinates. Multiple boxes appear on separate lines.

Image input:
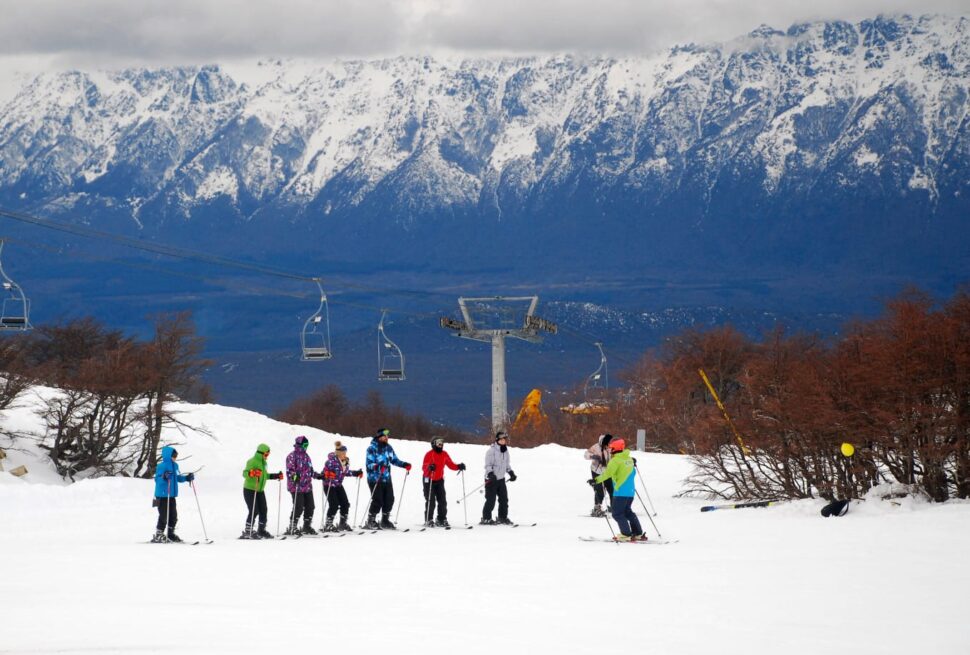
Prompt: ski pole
<box><xmin>459</xmin><ymin>470</ymin><xmax>468</xmax><ymax>527</ymax></box>
<box><xmin>633</xmin><ymin>460</ymin><xmax>657</xmax><ymax>516</ymax></box>
<box><xmin>287</xmin><ymin>474</ymin><xmax>299</xmax><ymax>535</ymax></box>
<box><xmin>635</xmin><ymin>490</ymin><xmax>662</xmax><ymax>538</ymax></box>
<box><xmin>189</xmin><ymin>480</ymin><xmax>211</xmax><ymax>543</ymax></box>
<box><xmin>601</xmin><ymin>505</ymin><xmax>619</xmax><ymax>544</ymax></box>
<box><xmin>246</xmin><ymin>478</ymin><xmax>259</xmax><ymax>537</ymax></box>
<box><xmin>352</xmin><ymin>475</ymin><xmax>362</xmax><ymax>527</ymax></box>
<box><xmin>394</xmin><ymin>469</ymin><xmax>410</xmax><ymax>524</ymax></box>
<box><xmin>423</xmin><ymin>477</ymin><xmax>432</xmax><ymax>525</ymax></box>
<box><xmin>166</xmin><ymin>476</ymin><xmax>173</xmax><ymax>541</ymax></box>
<box><xmin>276</xmin><ymin>477</ymin><xmax>283</xmax><ymax>537</ymax></box>
<box><xmin>359</xmin><ymin>469</ymin><xmax>381</xmax><ymax>528</ymax></box>
<box><xmin>457</xmin><ymin>482</ymin><xmax>484</xmax><ymax>503</ymax></box>
<box><xmin>320</xmin><ymin>478</ymin><xmax>331</xmax><ymax>531</ymax></box>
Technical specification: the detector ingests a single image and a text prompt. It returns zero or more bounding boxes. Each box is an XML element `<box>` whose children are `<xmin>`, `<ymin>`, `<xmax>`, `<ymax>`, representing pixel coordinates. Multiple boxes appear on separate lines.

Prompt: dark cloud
<box><xmin>0</xmin><ymin>0</ymin><xmax>965</xmax><ymax>64</ymax></box>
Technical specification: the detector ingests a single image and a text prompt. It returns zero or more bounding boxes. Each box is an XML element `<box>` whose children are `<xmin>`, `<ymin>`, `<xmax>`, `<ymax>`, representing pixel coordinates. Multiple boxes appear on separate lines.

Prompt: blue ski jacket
<box><xmin>154</xmin><ymin>446</ymin><xmax>188</xmax><ymax>498</ymax></box>
<box><xmin>365</xmin><ymin>438</ymin><xmax>406</xmax><ymax>483</ymax></box>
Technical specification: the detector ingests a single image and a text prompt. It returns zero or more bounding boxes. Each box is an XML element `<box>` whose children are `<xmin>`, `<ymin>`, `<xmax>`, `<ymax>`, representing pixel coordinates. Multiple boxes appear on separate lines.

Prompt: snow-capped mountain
<box><xmin>0</xmin><ymin>14</ymin><xmax>967</xmax><ymax>276</ymax></box>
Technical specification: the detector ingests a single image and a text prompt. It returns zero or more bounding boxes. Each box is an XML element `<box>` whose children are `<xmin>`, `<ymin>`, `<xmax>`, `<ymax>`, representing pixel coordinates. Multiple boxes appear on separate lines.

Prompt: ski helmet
<box><xmin>431</xmin><ymin>436</ymin><xmax>445</xmax><ymax>449</ymax></box>
<box><xmin>608</xmin><ymin>438</ymin><xmax>625</xmax><ymax>453</ymax></box>
<box><xmin>376</xmin><ymin>428</ymin><xmax>390</xmax><ymax>438</ymax></box>
<box><xmin>495</xmin><ymin>431</ymin><xmax>508</xmax><ymax>442</ymax></box>
<box><xmin>295</xmin><ymin>435</ymin><xmax>309</xmax><ymax>449</ymax></box>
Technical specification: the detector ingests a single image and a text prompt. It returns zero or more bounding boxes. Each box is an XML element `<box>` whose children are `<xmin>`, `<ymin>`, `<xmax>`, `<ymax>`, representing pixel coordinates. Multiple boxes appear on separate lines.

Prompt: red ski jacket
<box><xmin>422</xmin><ymin>450</ymin><xmax>459</xmax><ymax>481</ymax></box>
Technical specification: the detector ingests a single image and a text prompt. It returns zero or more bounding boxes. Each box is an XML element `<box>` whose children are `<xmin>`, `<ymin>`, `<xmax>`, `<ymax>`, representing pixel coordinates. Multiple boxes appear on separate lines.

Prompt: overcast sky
<box><xmin>0</xmin><ymin>1</ymin><xmax>965</xmax><ymax>68</ymax></box>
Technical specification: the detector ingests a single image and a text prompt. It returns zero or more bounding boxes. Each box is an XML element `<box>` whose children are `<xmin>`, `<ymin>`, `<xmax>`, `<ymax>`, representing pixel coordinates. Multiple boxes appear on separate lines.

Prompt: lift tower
<box><xmin>440</xmin><ymin>296</ymin><xmax>557</xmax><ymax>433</ymax></box>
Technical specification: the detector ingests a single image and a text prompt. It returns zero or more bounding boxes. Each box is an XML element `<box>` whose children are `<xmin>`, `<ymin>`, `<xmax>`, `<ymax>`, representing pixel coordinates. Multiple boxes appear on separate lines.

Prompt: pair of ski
<box><xmin>578</xmin><ymin>536</ymin><xmax>678</xmax><ymax>545</ymax></box>
<box><xmin>479</xmin><ymin>521</ymin><xmax>537</xmax><ymax>528</ymax></box>
<box><xmin>146</xmin><ymin>539</ymin><xmax>214</xmax><ymax>545</ymax></box>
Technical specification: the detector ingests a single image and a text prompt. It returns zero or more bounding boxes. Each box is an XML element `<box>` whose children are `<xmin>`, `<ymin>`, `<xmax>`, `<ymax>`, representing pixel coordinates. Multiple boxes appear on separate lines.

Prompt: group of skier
<box><xmin>151</xmin><ymin>427</ymin><xmax>646</xmax><ymax>543</ymax></box>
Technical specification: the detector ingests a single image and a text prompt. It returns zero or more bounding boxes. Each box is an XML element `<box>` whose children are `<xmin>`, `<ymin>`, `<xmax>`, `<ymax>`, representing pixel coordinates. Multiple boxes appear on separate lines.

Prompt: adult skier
<box><xmin>480</xmin><ymin>431</ymin><xmax>516</xmax><ymax>525</ymax></box>
<box><xmin>321</xmin><ymin>441</ymin><xmax>363</xmax><ymax>532</ymax></box>
<box><xmin>364</xmin><ymin>428</ymin><xmax>411</xmax><ymax>530</ymax></box>
<box><xmin>590</xmin><ymin>438</ymin><xmax>644</xmax><ymax>542</ymax></box>
<box><xmin>285</xmin><ymin>436</ymin><xmax>322</xmax><ymax>535</ymax></box>
<box><xmin>152</xmin><ymin>446</ymin><xmax>195</xmax><ymax>543</ymax></box>
<box><xmin>242</xmin><ymin>443</ymin><xmax>284</xmax><ymax>539</ymax></box>
<box><xmin>584</xmin><ymin>434</ymin><xmax>614</xmax><ymax>517</ymax></box>
<box><xmin>421</xmin><ymin>436</ymin><xmax>466</xmax><ymax>527</ymax></box>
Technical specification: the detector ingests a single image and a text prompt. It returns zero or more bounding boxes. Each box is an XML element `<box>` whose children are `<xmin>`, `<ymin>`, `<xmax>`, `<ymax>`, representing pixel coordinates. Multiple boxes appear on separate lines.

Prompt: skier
<box><xmin>364</xmin><ymin>428</ymin><xmax>411</xmax><ymax>530</ymax></box>
<box><xmin>421</xmin><ymin>436</ymin><xmax>466</xmax><ymax>527</ymax></box>
<box><xmin>584</xmin><ymin>434</ymin><xmax>614</xmax><ymax>517</ymax></box>
<box><xmin>152</xmin><ymin>445</ymin><xmax>195</xmax><ymax>543</ymax></box>
<box><xmin>242</xmin><ymin>443</ymin><xmax>284</xmax><ymax>539</ymax></box>
<box><xmin>321</xmin><ymin>441</ymin><xmax>363</xmax><ymax>532</ymax></box>
<box><xmin>285</xmin><ymin>436</ymin><xmax>323</xmax><ymax>535</ymax></box>
<box><xmin>589</xmin><ymin>438</ymin><xmax>644</xmax><ymax>542</ymax></box>
<box><xmin>480</xmin><ymin>431</ymin><xmax>516</xmax><ymax>525</ymax></box>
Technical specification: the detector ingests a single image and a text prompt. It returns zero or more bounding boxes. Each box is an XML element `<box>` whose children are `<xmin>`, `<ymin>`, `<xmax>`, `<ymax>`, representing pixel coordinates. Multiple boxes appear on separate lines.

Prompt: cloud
<box><xmin>0</xmin><ymin>0</ymin><xmax>965</xmax><ymax>65</ymax></box>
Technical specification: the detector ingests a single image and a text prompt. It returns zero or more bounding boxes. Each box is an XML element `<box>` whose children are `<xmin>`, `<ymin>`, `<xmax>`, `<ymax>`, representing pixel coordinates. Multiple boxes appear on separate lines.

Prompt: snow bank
<box><xmin>0</xmin><ymin>392</ymin><xmax>967</xmax><ymax>654</ymax></box>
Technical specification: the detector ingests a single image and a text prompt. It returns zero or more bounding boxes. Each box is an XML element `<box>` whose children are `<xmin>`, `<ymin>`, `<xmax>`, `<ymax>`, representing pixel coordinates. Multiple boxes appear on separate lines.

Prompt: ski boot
<box><xmin>496</xmin><ymin>517</ymin><xmax>513</xmax><ymax>525</ymax></box>
<box><xmin>301</xmin><ymin>523</ymin><xmax>318</xmax><ymax>536</ymax></box>
<box><xmin>479</xmin><ymin>517</ymin><xmax>496</xmax><ymax>525</ymax></box>
<box><xmin>423</xmin><ymin>520</ymin><xmax>436</xmax><ymax>528</ymax></box>
<box><xmin>379</xmin><ymin>515</ymin><xmax>397</xmax><ymax>530</ymax></box>
<box><xmin>256</xmin><ymin>526</ymin><xmax>274</xmax><ymax>539</ymax></box>
<box><xmin>151</xmin><ymin>530</ymin><xmax>168</xmax><ymax>543</ymax></box>
<box><xmin>363</xmin><ymin>514</ymin><xmax>380</xmax><ymax>530</ymax></box>
<box><xmin>613</xmin><ymin>534</ymin><xmax>632</xmax><ymax>543</ymax></box>
<box><xmin>166</xmin><ymin>530</ymin><xmax>183</xmax><ymax>543</ymax></box>
<box><xmin>240</xmin><ymin>525</ymin><xmax>259</xmax><ymax>540</ymax></box>
<box><xmin>323</xmin><ymin>518</ymin><xmax>338</xmax><ymax>533</ymax></box>
<box><xmin>283</xmin><ymin>522</ymin><xmax>301</xmax><ymax>536</ymax></box>
<box><xmin>337</xmin><ymin>516</ymin><xmax>353</xmax><ymax>532</ymax></box>
<box><xmin>435</xmin><ymin>519</ymin><xmax>450</xmax><ymax>528</ymax></box>
<box><xmin>590</xmin><ymin>505</ymin><xmax>606</xmax><ymax>517</ymax></box>
<box><xmin>631</xmin><ymin>532</ymin><xmax>648</xmax><ymax>542</ymax></box>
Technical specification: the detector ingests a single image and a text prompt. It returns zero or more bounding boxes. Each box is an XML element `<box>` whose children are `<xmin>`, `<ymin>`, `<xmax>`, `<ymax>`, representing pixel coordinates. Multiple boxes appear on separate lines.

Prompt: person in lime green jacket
<box><xmin>241</xmin><ymin>443</ymin><xmax>283</xmax><ymax>539</ymax></box>
<box><xmin>590</xmin><ymin>438</ymin><xmax>644</xmax><ymax>541</ymax></box>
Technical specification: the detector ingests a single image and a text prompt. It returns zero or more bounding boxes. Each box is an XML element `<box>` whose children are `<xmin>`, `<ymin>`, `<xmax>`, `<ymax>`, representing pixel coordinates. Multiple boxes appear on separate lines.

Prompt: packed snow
<box><xmin>1</xmin><ymin>390</ymin><xmax>967</xmax><ymax>653</ymax></box>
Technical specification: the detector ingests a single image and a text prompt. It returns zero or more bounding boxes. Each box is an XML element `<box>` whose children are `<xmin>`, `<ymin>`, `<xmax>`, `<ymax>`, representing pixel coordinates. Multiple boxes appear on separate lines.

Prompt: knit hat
<box><xmin>495</xmin><ymin>431</ymin><xmax>508</xmax><ymax>442</ymax></box>
<box><xmin>295</xmin><ymin>436</ymin><xmax>309</xmax><ymax>449</ymax></box>
<box><xmin>335</xmin><ymin>441</ymin><xmax>347</xmax><ymax>452</ymax></box>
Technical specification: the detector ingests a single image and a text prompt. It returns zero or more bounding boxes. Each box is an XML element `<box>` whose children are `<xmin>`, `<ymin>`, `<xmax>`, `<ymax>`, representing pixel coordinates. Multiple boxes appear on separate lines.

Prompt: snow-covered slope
<box><xmin>0</xmin><ymin>389</ymin><xmax>967</xmax><ymax>654</ymax></box>
<box><xmin>0</xmin><ymin>14</ymin><xmax>966</xmax><ymax>275</ymax></box>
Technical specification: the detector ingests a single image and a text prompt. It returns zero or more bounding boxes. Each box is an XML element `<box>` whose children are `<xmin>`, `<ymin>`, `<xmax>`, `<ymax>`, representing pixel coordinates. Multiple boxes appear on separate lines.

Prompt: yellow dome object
<box><xmin>840</xmin><ymin>442</ymin><xmax>855</xmax><ymax>458</ymax></box>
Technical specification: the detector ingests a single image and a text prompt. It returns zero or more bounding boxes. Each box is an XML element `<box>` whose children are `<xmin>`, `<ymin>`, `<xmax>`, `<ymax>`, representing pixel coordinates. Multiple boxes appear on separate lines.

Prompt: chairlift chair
<box><xmin>301</xmin><ymin>279</ymin><xmax>332</xmax><ymax>361</ymax></box>
<box><xmin>377</xmin><ymin>310</ymin><xmax>405</xmax><ymax>381</ymax></box>
<box><xmin>0</xmin><ymin>241</ymin><xmax>31</xmax><ymax>332</ymax></box>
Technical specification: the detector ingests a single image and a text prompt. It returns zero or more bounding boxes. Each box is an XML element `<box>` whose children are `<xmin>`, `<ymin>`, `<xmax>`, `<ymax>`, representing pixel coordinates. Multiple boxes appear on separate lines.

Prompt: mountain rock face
<box><xmin>0</xmin><ymin>14</ymin><xmax>967</xmax><ymax>279</ymax></box>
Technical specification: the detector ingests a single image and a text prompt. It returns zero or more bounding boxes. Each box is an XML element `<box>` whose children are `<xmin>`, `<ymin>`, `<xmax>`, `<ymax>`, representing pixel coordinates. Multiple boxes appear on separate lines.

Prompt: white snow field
<box><xmin>1</xmin><ymin>395</ymin><xmax>968</xmax><ymax>655</ymax></box>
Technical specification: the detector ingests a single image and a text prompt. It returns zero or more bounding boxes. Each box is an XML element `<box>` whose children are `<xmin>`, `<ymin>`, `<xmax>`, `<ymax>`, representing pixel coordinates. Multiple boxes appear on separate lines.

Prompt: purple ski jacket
<box><xmin>286</xmin><ymin>447</ymin><xmax>318</xmax><ymax>493</ymax></box>
<box><xmin>323</xmin><ymin>452</ymin><xmax>352</xmax><ymax>487</ymax></box>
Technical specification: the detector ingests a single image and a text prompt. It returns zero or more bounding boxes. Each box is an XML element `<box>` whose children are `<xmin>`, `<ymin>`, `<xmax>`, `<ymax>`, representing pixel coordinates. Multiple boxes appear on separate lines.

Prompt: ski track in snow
<box><xmin>0</xmin><ymin>391</ymin><xmax>968</xmax><ymax>654</ymax></box>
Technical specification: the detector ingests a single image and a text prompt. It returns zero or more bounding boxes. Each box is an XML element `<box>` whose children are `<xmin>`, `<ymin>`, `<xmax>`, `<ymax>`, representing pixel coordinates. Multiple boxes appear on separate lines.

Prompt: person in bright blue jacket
<box><xmin>363</xmin><ymin>428</ymin><xmax>411</xmax><ymax>530</ymax></box>
<box><xmin>152</xmin><ymin>445</ymin><xmax>195</xmax><ymax>543</ymax></box>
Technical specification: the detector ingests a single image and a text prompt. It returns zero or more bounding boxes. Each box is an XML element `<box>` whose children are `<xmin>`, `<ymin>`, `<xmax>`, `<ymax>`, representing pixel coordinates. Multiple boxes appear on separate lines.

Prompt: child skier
<box><xmin>584</xmin><ymin>433</ymin><xmax>614</xmax><ymax>517</ymax></box>
<box><xmin>421</xmin><ymin>436</ymin><xmax>466</xmax><ymax>527</ymax></box>
<box><xmin>242</xmin><ymin>443</ymin><xmax>284</xmax><ymax>539</ymax></box>
<box><xmin>152</xmin><ymin>446</ymin><xmax>195</xmax><ymax>543</ymax></box>
<box><xmin>321</xmin><ymin>441</ymin><xmax>363</xmax><ymax>532</ymax></box>
<box><xmin>481</xmin><ymin>431</ymin><xmax>516</xmax><ymax>525</ymax></box>
<box><xmin>364</xmin><ymin>428</ymin><xmax>411</xmax><ymax>530</ymax></box>
<box><xmin>590</xmin><ymin>438</ymin><xmax>644</xmax><ymax>542</ymax></box>
<box><xmin>285</xmin><ymin>436</ymin><xmax>323</xmax><ymax>535</ymax></box>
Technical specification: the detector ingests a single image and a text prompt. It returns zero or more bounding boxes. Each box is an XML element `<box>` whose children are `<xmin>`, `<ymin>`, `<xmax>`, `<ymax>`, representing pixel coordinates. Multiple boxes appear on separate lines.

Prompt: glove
<box><xmin>457</xmin><ymin>463</ymin><xmax>466</xmax><ymax>471</ymax></box>
<box><xmin>248</xmin><ymin>468</ymin><xmax>262</xmax><ymax>479</ymax></box>
<box><xmin>591</xmin><ymin>455</ymin><xmax>603</xmax><ymax>464</ymax></box>
<box><xmin>273</xmin><ymin>472</ymin><xmax>284</xmax><ymax>481</ymax></box>
<box><xmin>428</xmin><ymin>463</ymin><xmax>437</xmax><ymax>472</ymax></box>
<box><xmin>633</xmin><ymin>457</ymin><xmax>638</xmax><ymax>466</ymax></box>
<box><xmin>352</xmin><ymin>470</ymin><xmax>363</xmax><ymax>478</ymax></box>
<box><xmin>587</xmin><ymin>478</ymin><xmax>596</xmax><ymax>487</ymax></box>
<box><xmin>508</xmin><ymin>471</ymin><xmax>517</xmax><ymax>482</ymax></box>
<box><xmin>185</xmin><ymin>472</ymin><xmax>195</xmax><ymax>482</ymax></box>
<box><xmin>323</xmin><ymin>470</ymin><xmax>337</xmax><ymax>480</ymax></box>
<box><xmin>162</xmin><ymin>472</ymin><xmax>172</xmax><ymax>481</ymax></box>
<box><xmin>486</xmin><ymin>472</ymin><xmax>497</xmax><ymax>484</ymax></box>
<box><xmin>404</xmin><ymin>463</ymin><xmax>412</xmax><ymax>471</ymax></box>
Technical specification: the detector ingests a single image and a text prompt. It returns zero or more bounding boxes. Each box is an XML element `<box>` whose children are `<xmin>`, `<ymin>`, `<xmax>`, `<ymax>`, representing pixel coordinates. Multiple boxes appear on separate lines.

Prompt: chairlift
<box><xmin>0</xmin><ymin>240</ymin><xmax>31</xmax><ymax>332</ymax></box>
<box><xmin>377</xmin><ymin>310</ymin><xmax>405</xmax><ymax>381</ymax></box>
<box><xmin>583</xmin><ymin>342</ymin><xmax>608</xmax><ymax>398</ymax></box>
<box><xmin>300</xmin><ymin>279</ymin><xmax>332</xmax><ymax>361</ymax></box>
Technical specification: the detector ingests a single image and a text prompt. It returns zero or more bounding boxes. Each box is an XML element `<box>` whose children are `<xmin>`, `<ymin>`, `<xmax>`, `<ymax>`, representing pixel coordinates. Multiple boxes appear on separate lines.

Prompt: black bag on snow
<box><xmin>820</xmin><ymin>499</ymin><xmax>849</xmax><ymax>517</ymax></box>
